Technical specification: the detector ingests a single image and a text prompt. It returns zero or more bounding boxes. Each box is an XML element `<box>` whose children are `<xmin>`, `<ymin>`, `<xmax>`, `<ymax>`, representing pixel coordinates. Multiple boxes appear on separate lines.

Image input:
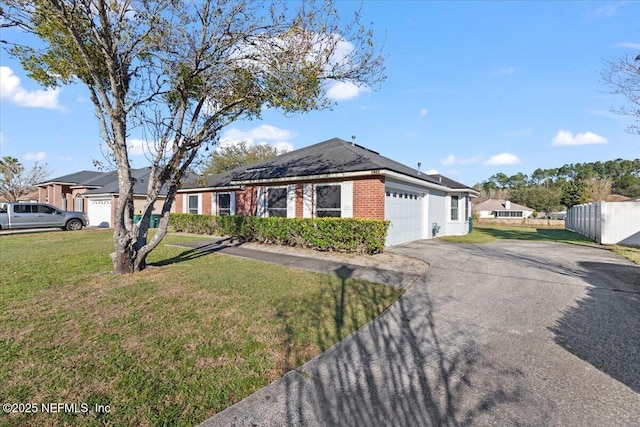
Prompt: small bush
<box><xmin>169</xmin><ymin>214</ymin><xmax>389</xmax><ymax>254</ymax></box>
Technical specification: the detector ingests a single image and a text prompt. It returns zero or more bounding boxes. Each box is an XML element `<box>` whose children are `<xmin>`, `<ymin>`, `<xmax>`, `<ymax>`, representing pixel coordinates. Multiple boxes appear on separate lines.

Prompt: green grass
<box><xmin>440</xmin><ymin>224</ymin><xmax>640</xmax><ymax>265</ymax></box>
<box><xmin>0</xmin><ymin>229</ymin><xmax>403</xmax><ymax>426</ymax></box>
<box><xmin>440</xmin><ymin>224</ymin><xmax>595</xmax><ymax>245</ymax></box>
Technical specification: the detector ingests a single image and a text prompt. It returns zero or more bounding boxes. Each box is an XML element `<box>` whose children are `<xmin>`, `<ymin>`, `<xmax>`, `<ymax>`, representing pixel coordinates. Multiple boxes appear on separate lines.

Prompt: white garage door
<box><xmin>385</xmin><ymin>188</ymin><xmax>425</xmax><ymax>246</ymax></box>
<box><xmin>87</xmin><ymin>198</ymin><xmax>112</xmax><ymax>228</ymax></box>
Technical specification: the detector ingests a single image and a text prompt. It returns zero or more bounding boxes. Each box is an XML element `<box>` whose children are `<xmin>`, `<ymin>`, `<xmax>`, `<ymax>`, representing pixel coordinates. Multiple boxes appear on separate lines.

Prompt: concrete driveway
<box><xmin>203</xmin><ymin>240</ymin><xmax>640</xmax><ymax>426</ymax></box>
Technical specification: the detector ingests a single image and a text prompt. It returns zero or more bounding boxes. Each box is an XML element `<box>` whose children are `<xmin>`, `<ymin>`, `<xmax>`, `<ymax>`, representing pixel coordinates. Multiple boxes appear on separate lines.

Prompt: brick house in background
<box><xmin>177</xmin><ymin>137</ymin><xmax>478</xmax><ymax>246</ymax></box>
<box><xmin>37</xmin><ymin>168</ymin><xmax>169</xmax><ymax>227</ymax></box>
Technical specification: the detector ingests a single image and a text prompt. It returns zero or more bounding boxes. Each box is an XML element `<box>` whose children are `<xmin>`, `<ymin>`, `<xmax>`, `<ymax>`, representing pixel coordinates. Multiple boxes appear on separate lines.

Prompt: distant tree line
<box><xmin>475</xmin><ymin>158</ymin><xmax>640</xmax><ymax>211</ymax></box>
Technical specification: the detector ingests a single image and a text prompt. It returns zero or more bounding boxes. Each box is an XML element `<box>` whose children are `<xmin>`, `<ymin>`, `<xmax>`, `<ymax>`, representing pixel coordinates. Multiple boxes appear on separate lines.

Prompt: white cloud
<box><xmin>613</xmin><ymin>42</ymin><xmax>640</xmax><ymax>49</ymax></box>
<box><xmin>424</xmin><ymin>168</ymin><xmax>439</xmax><ymax>175</ymax></box>
<box><xmin>484</xmin><ymin>153</ymin><xmax>521</xmax><ymax>166</ymax></box>
<box><xmin>494</xmin><ymin>67</ymin><xmax>516</xmax><ymax>76</ymax></box>
<box><xmin>24</xmin><ymin>151</ymin><xmax>47</xmax><ymax>161</ymax></box>
<box><xmin>591</xmin><ymin>2</ymin><xmax>625</xmax><ymax>17</ymax></box>
<box><xmin>441</xmin><ymin>154</ymin><xmax>482</xmax><ymax>166</ymax></box>
<box><xmin>0</xmin><ymin>67</ymin><xmax>61</xmax><ymax>110</ymax></box>
<box><xmin>326</xmin><ymin>81</ymin><xmax>371</xmax><ymax>101</ymax></box>
<box><xmin>419</xmin><ymin>108</ymin><xmax>429</xmax><ymax>117</ymax></box>
<box><xmin>128</xmin><ymin>138</ymin><xmax>150</xmax><ymax>156</ymax></box>
<box><xmin>551</xmin><ymin>130</ymin><xmax>607</xmax><ymax>146</ymax></box>
<box><xmin>220</xmin><ymin>125</ymin><xmax>294</xmax><ymax>152</ymax></box>
<box><xmin>0</xmin><ymin>132</ymin><xmax>5</xmax><ymax>146</ymax></box>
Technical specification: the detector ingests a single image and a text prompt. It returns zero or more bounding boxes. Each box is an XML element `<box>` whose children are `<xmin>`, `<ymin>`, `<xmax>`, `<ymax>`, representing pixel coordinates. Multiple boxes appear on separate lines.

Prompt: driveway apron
<box><xmin>201</xmin><ymin>240</ymin><xmax>640</xmax><ymax>426</ymax></box>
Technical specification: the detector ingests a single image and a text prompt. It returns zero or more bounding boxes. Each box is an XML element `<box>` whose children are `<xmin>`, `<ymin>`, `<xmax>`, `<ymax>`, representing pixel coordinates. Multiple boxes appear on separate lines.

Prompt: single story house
<box><xmin>37</xmin><ymin>167</ymin><xmax>168</xmax><ymax>227</ymax></box>
<box><xmin>176</xmin><ymin>137</ymin><xmax>478</xmax><ymax>246</ymax></box>
<box><xmin>473</xmin><ymin>199</ymin><xmax>534</xmax><ymax>219</ymax></box>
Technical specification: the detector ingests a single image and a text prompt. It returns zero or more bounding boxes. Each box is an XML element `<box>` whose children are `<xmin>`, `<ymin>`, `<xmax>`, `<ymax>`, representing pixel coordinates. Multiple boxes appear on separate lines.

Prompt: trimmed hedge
<box><xmin>169</xmin><ymin>213</ymin><xmax>390</xmax><ymax>254</ymax></box>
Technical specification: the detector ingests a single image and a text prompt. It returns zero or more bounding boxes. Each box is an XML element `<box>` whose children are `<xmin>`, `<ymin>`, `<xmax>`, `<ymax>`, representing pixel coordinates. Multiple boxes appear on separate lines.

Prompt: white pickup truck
<box><xmin>0</xmin><ymin>202</ymin><xmax>88</xmax><ymax>231</ymax></box>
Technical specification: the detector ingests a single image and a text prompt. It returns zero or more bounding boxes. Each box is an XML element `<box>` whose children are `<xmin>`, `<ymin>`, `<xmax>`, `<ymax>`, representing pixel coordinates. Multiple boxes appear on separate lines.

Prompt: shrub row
<box><xmin>169</xmin><ymin>214</ymin><xmax>390</xmax><ymax>254</ymax></box>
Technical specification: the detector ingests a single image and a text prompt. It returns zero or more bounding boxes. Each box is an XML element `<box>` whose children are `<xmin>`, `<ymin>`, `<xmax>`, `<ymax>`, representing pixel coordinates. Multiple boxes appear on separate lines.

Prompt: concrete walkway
<box><xmin>170</xmin><ymin>238</ymin><xmax>640</xmax><ymax>427</ymax></box>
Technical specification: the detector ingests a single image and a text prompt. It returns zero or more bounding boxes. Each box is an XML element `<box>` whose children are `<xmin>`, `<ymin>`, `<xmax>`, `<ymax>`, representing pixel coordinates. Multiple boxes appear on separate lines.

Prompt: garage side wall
<box><xmin>428</xmin><ymin>190</ymin><xmax>447</xmax><ymax>238</ymax></box>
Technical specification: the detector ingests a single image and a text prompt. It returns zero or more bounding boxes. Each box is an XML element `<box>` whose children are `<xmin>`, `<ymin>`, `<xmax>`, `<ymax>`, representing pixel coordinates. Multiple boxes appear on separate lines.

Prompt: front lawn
<box><xmin>440</xmin><ymin>225</ymin><xmax>640</xmax><ymax>265</ymax></box>
<box><xmin>440</xmin><ymin>224</ymin><xmax>595</xmax><ymax>245</ymax></box>
<box><xmin>0</xmin><ymin>230</ymin><xmax>403</xmax><ymax>426</ymax></box>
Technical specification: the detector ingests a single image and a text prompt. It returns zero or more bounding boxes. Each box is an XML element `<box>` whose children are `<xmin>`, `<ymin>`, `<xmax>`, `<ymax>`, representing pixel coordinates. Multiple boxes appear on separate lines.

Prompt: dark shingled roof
<box><xmin>39</xmin><ymin>170</ymin><xmax>105</xmax><ymax>186</ymax></box>
<box><xmin>425</xmin><ymin>174</ymin><xmax>474</xmax><ymax>190</ymax></box>
<box><xmin>230</xmin><ymin>138</ymin><xmax>475</xmax><ymax>191</ymax></box>
<box><xmin>84</xmin><ymin>168</ymin><xmax>168</xmax><ymax>196</ymax></box>
<box><xmin>180</xmin><ymin>165</ymin><xmax>246</xmax><ymax>190</ymax></box>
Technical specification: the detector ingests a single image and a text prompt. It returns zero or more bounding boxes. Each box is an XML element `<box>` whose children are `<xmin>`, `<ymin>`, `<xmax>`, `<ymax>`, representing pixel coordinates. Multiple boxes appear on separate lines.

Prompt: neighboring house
<box><xmin>0</xmin><ymin>190</ymin><xmax>39</xmax><ymax>203</ymax></box>
<box><xmin>473</xmin><ymin>199</ymin><xmax>534</xmax><ymax>219</ymax></box>
<box><xmin>176</xmin><ymin>137</ymin><xmax>478</xmax><ymax>246</ymax></box>
<box><xmin>38</xmin><ymin>168</ymin><xmax>169</xmax><ymax>228</ymax></box>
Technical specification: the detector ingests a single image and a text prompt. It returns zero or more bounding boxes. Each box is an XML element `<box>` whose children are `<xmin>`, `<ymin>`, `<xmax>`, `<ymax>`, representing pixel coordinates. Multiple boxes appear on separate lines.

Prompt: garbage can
<box><xmin>469</xmin><ymin>217</ymin><xmax>473</xmax><ymax>233</ymax></box>
<box><xmin>134</xmin><ymin>214</ymin><xmax>142</xmax><ymax>224</ymax></box>
<box><xmin>150</xmin><ymin>214</ymin><xmax>161</xmax><ymax>228</ymax></box>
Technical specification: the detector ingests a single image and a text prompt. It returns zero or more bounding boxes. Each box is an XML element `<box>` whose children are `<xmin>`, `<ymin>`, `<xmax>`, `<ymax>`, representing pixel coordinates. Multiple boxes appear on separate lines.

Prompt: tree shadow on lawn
<box><xmin>271</xmin><ymin>268</ymin><xmax>528</xmax><ymax>426</ymax></box>
<box><xmin>150</xmin><ymin>237</ymin><xmax>241</xmax><ymax>267</ymax></box>
<box><xmin>478</xmin><ymin>227</ymin><xmax>592</xmax><ymax>244</ymax></box>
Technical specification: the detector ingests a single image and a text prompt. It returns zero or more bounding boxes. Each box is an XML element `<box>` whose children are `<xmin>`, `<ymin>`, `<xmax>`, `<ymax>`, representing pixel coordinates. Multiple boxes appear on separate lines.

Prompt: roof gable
<box><xmin>473</xmin><ymin>199</ymin><xmax>533</xmax><ymax>212</ymax></box>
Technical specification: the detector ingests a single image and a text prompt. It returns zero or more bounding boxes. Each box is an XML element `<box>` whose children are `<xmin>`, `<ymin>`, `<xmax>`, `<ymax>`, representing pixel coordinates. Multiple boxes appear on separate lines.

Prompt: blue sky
<box><xmin>1</xmin><ymin>1</ymin><xmax>639</xmax><ymax>186</ymax></box>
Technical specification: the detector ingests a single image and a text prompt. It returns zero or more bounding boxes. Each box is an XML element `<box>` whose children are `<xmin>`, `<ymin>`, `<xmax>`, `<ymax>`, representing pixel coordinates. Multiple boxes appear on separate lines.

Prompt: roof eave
<box><xmin>178</xmin><ymin>185</ymin><xmax>243</xmax><ymax>193</ymax></box>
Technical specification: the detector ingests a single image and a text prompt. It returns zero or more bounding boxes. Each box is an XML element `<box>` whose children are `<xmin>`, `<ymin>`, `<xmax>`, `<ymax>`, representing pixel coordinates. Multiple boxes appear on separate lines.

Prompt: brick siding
<box><xmin>353</xmin><ymin>176</ymin><xmax>385</xmax><ymax>220</ymax></box>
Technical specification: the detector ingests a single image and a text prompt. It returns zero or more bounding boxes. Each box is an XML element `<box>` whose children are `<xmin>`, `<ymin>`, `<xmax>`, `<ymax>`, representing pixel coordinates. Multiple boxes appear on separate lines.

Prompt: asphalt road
<box><xmin>203</xmin><ymin>240</ymin><xmax>640</xmax><ymax>426</ymax></box>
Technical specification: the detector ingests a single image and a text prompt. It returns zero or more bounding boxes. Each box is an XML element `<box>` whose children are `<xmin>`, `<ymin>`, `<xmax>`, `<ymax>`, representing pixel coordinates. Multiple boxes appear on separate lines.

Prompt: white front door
<box><xmin>87</xmin><ymin>198</ymin><xmax>112</xmax><ymax>227</ymax></box>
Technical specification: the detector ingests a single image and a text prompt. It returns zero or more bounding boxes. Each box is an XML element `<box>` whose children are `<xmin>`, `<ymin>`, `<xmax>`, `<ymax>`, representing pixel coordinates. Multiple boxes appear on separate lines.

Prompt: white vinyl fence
<box><xmin>566</xmin><ymin>201</ymin><xmax>640</xmax><ymax>246</ymax></box>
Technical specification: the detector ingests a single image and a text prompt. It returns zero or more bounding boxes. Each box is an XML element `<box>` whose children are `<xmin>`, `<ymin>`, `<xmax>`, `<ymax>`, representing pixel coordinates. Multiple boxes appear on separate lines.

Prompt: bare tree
<box><xmin>0</xmin><ymin>156</ymin><xmax>51</xmax><ymax>202</ymax></box>
<box><xmin>603</xmin><ymin>51</ymin><xmax>640</xmax><ymax>134</ymax></box>
<box><xmin>2</xmin><ymin>0</ymin><xmax>385</xmax><ymax>273</ymax></box>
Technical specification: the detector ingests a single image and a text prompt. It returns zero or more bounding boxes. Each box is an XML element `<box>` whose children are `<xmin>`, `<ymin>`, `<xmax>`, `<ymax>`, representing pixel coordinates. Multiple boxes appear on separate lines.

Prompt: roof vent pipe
<box><xmin>505</xmin><ymin>200</ymin><xmax>511</xmax><ymax>209</ymax></box>
<box><xmin>351</xmin><ymin>135</ymin><xmax>356</xmax><ymax>146</ymax></box>
<box><xmin>439</xmin><ymin>176</ymin><xmax>442</xmax><ymax>183</ymax></box>
<box><xmin>417</xmin><ymin>162</ymin><xmax>421</xmax><ymax>175</ymax></box>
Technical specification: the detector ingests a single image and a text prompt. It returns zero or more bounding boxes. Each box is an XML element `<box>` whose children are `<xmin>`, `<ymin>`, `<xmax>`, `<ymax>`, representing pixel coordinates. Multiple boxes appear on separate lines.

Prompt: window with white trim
<box><xmin>218</xmin><ymin>193</ymin><xmax>231</xmax><ymax>216</ymax></box>
<box><xmin>74</xmin><ymin>194</ymin><xmax>83</xmax><ymax>212</ymax></box>
<box><xmin>267</xmin><ymin>187</ymin><xmax>287</xmax><ymax>217</ymax></box>
<box><xmin>188</xmin><ymin>194</ymin><xmax>199</xmax><ymax>214</ymax></box>
<box><xmin>315</xmin><ymin>184</ymin><xmax>341</xmax><ymax>217</ymax></box>
<box><xmin>450</xmin><ymin>196</ymin><xmax>459</xmax><ymax>221</ymax></box>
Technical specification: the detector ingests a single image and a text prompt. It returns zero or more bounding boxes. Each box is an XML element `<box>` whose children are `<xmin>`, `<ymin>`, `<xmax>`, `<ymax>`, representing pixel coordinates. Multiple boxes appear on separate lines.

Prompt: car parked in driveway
<box><xmin>0</xmin><ymin>202</ymin><xmax>88</xmax><ymax>231</ymax></box>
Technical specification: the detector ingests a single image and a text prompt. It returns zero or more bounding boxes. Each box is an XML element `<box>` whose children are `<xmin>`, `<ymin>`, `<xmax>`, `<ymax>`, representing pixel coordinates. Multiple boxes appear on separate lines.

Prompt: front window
<box><xmin>75</xmin><ymin>195</ymin><xmax>83</xmax><ymax>212</ymax></box>
<box><xmin>316</xmin><ymin>184</ymin><xmax>341</xmax><ymax>217</ymax></box>
<box><xmin>188</xmin><ymin>195</ymin><xmax>199</xmax><ymax>214</ymax></box>
<box><xmin>218</xmin><ymin>193</ymin><xmax>231</xmax><ymax>216</ymax></box>
<box><xmin>450</xmin><ymin>196</ymin><xmax>459</xmax><ymax>221</ymax></box>
<box><xmin>267</xmin><ymin>188</ymin><xmax>287</xmax><ymax>217</ymax></box>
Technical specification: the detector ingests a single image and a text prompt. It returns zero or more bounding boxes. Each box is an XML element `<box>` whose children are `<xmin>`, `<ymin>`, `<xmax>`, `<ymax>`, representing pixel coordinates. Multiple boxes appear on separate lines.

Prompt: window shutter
<box><xmin>257</xmin><ymin>187</ymin><xmax>265</xmax><ymax>217</ymax></box>
<box><xmin>303</xmin><ymin>184</ymin><xmax>313</xmax><ymax>218</ymax></box>
<box><xmin>230</xmin><ymin>192</ymin><xmax>236</xmax><ymax>216</ymax></box>
<box><xmin>341</xmin><ymin>181</ymin><xmax>353</xmax><ymax>218</ymax></box>
<box><xmin>212</xmin><ymin>192</ymin><xmax>218</xmax><ymax>216</ymax></box>
<box><xmin>287</xmin><ymin>185</ymin><xmax>296</xmax><ymax>218</ymax></box>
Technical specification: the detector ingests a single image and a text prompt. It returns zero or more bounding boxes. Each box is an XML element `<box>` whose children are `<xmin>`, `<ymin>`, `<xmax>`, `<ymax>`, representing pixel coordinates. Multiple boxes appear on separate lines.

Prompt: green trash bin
<box><xmin>469</xmin><ymin>217</ymin><xmax>473</xmax><ymax>233</ymax></box>
<box><xmin>150</xmin><ymin>214</ymin><xmax>161</xmax><ymax>228</ymax></box>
